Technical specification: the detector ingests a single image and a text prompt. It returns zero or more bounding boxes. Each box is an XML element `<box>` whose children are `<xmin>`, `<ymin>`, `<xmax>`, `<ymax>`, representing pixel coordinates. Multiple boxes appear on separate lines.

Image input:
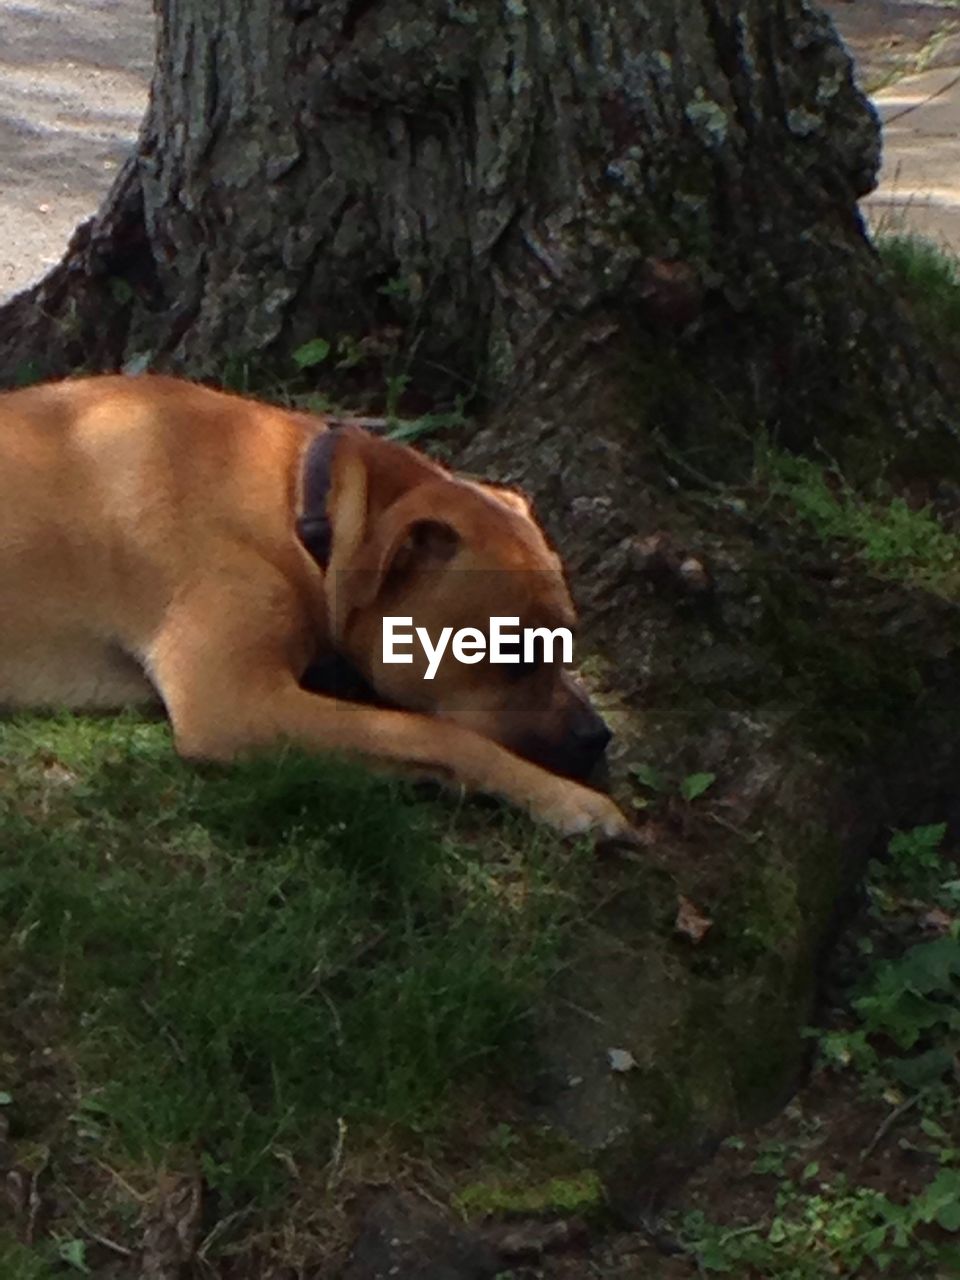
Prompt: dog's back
<box><xmin>0</xmin><ymin>376</ymin><xmax>310</xmax><ymax>709</ymax></box>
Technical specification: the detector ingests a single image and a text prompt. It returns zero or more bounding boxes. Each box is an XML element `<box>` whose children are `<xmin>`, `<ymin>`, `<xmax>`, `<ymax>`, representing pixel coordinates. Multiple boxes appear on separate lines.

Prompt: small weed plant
<box><xmin>878</xmin><ymin>233</ymin><xmax>960</xmax><ymax>343</ymax></box>
<box><xmin>757</xmin><ymin>447</ymin><xmax>960</xmax><ymax>600</ymax></box>
<box><xmin>674</xmin><ymin>824</ymin><xmax>960</xmax><ymax>1277</ymax></box>
<box><xmin>821</xmin><ymin>824</ymin><xmax>960</xmax><ymax>1098</ymax></box>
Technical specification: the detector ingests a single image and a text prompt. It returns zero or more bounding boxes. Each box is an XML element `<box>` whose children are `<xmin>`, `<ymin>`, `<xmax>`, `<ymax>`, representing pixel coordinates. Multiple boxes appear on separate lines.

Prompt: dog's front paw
<box><xmin>538</xmin><ymin>779</ymin><xmax>638</xmax><ymax>844</ymax></box>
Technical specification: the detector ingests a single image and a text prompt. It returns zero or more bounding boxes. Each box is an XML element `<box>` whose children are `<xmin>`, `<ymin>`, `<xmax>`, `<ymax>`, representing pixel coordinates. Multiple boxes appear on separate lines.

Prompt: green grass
<box><xmin>757</xmin><ymin>445</ymin><xmax>960</xmax><ymax>599</ymax></box>
<box><xmin>0</xmin><ymin>1235</ymin><xmax>55</xmax><ymax>1280</ymax></box>
<box><xmin>878</xmin><ymin>233</ymin><xmax>960</xmax><ymax>343</ymax></box>
<box><xmin>0</xmin><ymin>715</ymin><xmax>579</xmax><ymax>1211</ymax></box>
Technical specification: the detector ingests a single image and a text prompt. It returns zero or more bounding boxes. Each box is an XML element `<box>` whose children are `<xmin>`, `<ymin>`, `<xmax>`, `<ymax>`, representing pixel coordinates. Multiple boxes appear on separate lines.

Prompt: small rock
<box><xmin>494</xmin><ymin>1217</ymin><xmax>589</xmax><ymax>1260</ymax></box>
<box><xmin>607</xmin><ymin>1048</ymin><xmax>638</xmax><ymax>1073</ymax></box>
<box><xmin>343</xmin><ymin>1191</ymin><xmax>499</xmax><ymax>1280</ymax></box>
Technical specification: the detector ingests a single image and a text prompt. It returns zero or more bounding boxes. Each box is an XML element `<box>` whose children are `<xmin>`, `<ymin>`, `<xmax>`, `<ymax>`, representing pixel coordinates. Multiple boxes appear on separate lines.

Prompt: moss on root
<box><xmin>455</xmin><ymin>1169</ymin><xmax>605</xmax><ymax>1219</ymax></box>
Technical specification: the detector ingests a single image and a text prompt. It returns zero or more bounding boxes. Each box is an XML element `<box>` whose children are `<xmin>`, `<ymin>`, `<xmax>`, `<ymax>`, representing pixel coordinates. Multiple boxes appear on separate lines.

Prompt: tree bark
<box><xmin>1</xmin><ymin>0</ymin><xmax>953</xmax><ymax>449</ymax></box>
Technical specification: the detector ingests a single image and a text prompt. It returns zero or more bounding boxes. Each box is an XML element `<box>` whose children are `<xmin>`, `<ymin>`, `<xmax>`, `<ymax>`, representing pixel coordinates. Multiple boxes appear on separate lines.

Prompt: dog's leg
<box><xmin>144</xmin><ymin>581</ymin><xmax>635</xmax><ymax>841</ymax></box>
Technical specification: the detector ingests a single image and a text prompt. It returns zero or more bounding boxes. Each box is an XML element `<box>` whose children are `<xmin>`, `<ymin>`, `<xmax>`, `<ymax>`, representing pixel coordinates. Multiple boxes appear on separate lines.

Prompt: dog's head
<box><xmin>297</xmin><ymin>427</ymin><xmax>611</xmax><ymax>780</ymax></box>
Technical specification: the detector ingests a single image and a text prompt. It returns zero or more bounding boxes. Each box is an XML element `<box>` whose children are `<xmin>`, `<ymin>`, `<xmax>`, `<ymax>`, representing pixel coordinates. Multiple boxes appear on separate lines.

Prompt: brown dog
<box><xmin>0</xmin><ymin>375</ymin><xmax>634</xmax><ymax>839</ymax></box>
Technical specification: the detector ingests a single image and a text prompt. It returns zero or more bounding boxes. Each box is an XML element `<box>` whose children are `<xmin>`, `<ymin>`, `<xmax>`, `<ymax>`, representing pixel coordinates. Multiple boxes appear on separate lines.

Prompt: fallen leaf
<box><xmin>141</xmin><ymin>1174</ymin><xmax>202</xmax><ymax>1280</ymax></box>
<box><xmin>675</xmin><ymin>895</ymin><xmax>713</xmax><ymax>944</ymax></box>
<box><xmin>42</xmin><ymin>761</ymin><xmax>79</xmax><ymax>789</ymax></box>
<box><xmin>920</xmin><ymin>907</ymin><xmax>953</xmax><ymax>934</ymax></box>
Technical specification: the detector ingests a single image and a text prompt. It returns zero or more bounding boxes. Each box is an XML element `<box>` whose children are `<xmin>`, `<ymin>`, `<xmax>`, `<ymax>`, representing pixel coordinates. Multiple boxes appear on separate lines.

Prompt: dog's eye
<box><xmin>506</xmin><ymin>657</ymin><xmax>541</xmax><ymax>681</ymax></box>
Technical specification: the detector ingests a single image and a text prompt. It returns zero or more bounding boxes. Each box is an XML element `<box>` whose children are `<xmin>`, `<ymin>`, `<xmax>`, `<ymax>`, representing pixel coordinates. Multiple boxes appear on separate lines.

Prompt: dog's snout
<box><xmin>511</xmin><ymin>700</ymin><xmax>612</xmax><ymax>780</ymax></box>
<box><xmin>573</xmin><ymin>714</ymin><xmax>612</xmax><ymax>761</ymax></box>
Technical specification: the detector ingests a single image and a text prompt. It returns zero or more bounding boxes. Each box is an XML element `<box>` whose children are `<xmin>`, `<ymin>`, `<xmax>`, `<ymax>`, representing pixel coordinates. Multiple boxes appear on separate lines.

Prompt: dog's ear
<box><xmin>373</xmin><ymin>515</ymin><xmax>461</xmax><ymax>586</ymax></box>
<box><xmin>325</xmin><ymin>477</ymin><xmax>464</xmax><ymax>639</ymax></box>
<box><xmin>357</xmin><ymin>488</ymin><xmax>463</xmax><ymax>604</ymax></box>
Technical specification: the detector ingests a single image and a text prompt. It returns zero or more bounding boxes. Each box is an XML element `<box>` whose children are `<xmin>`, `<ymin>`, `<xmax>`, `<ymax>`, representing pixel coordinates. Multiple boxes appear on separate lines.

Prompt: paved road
<box><xmin>0</xmin><ymin>0</ymin><xmax>152</xmax><ymax>302</ymax></box>
<box><xmin>864</xmin><ymin>64</ymin><xmax>960</xmax><ymax>253</ymax></box>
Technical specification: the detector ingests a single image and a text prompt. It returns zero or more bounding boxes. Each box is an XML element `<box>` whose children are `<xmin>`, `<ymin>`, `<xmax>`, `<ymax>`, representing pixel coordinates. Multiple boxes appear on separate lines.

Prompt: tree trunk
<box><xmin>0</xmin><ymin>0</ymin><xmax>953</xmax><ymax>447</ymax></box>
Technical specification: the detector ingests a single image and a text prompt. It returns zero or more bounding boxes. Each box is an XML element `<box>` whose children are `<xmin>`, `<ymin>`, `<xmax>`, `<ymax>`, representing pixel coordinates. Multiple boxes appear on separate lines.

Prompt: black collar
<box><xmin>295</xmin><ymin>429</ymin><xmax>340</xmax><ymax>569</ymax></box>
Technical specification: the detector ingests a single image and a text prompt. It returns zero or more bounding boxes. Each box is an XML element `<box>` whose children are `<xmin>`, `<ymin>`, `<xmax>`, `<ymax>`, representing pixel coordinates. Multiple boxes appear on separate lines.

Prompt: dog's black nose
<box><xmin>572</xmin><ymin>715</ymin><xmax>612</xmax><ymax>763</ymax></box>
<box><xmin>514</xmin><ymin>709</ymin><xmax>613</xmax><ymax>781</ymax></box>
